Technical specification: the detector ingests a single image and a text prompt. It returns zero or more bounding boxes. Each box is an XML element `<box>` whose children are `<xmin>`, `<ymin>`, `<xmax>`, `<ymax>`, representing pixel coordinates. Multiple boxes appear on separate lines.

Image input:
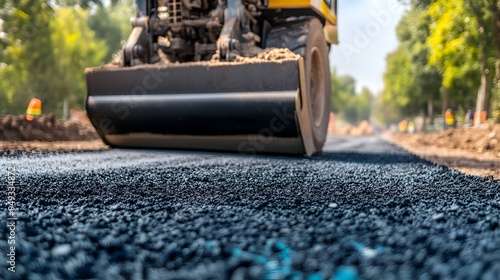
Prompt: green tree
<box><xmin>50</xmin><ymin>7</ymin><xmax>106</xmax><ymax>111</ymax></box>
<box><xmin>428</xmin><ymin>0</ymin><xmax>497</xmax><ymax>124</ymax></box>
<box><xmin>397</xmin><ymin>7</ymin><xmax>442</xmax><ymax>122</ymax></box>
<box><xmin>0</xmin><ymin>1</ymin><xmax>109</xmax><ymax>115</ymax></box>
<box><xmin>331</xmin><ymin>72</ymin><xmax>373</xmax><ymax>124</ymax></box>
<box><xmin>55</xmin><ymin>0</ymin><xmax>117</xmax><ymax>8</ymax></box>
<box><xmin>356</xmin><ymin>87</ymin><xmax>373</xmax><ymax>122</ymax></box>
<box><xmin>0</xmin><ymin>0</ymin><xmax>56</xmax><ymax>113</ymax></box>
<box><xmin>378</xmin><ymin>5</ymin><xmax>442</xmax><ymax>125</ymax></box>
<box><xmin>88</xmin><ymin>0</ymin><xmax>134</xmax><ymax>62</ymax></box>
<box><xmin>465</xmin><ymin>0</ymin><xmax>500</xmax><ymax>122</ymax></box>
<box><xmin>382</xmin><ymin>46</ymin><xmax>418</xmax><ymax>116</ymax></box>
<box><xmin>373</xmin><ymin>91</ymin><xmax>401</xmax><ymax>125</ymax></box>
<box><xmin>381</xmin><ymin>0</ymin><xmax>500</xmax><ymax>125</ymax></box>
<box><xmin>331</xmin><ymin>70</ymin><xmax>355</xmax><ymax>114</ymax></box>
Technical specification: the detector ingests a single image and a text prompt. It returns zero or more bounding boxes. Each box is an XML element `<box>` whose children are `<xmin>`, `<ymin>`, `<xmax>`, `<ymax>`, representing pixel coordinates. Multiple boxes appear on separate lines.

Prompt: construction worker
<box><xmin>465</xmin><ymin>109</ymin><xmax>473</xmax><ymax>127</ymax></box>
<box><xmin>444</xmin><ymin>108</ymin><xmax>455</xmax><ymax>129</ymax></box>
<box><xmin>399</xmin><ymin>119</ymin><xmax>408</xmax><ymax>133</ymax></box>
<box><xmin>473</xmin><ymin>110</ymin><xmax>487</xmax><ymax>124</ymax></box>
<box><xmin>480</xmin><ymin>110</ymin><xmax>487</xmax><ymax>123</ymax></box>
<box><xmin>408</xmin><ymin>121</ymin><xmax>415</xmax><ymax>134</ymax></box>
<box><xmin>26</xmin><ymin>97</ymin><xmax>42</xmax><ymax>121</ymax></box>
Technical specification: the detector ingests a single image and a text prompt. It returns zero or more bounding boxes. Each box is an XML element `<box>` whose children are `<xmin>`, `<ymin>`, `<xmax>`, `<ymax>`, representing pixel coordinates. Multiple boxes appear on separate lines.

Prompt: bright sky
<box><xmin>329</xmin><ymin>0</ymin><xmax>406</xmax><ymax>94</ymax></box>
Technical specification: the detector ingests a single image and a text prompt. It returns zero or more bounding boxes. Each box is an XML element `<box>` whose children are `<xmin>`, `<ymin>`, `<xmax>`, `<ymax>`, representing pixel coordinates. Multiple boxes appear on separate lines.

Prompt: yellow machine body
<box><xmin>85</xmin><ymin>0</ymin><xmax>338</xmax><ymax>155</ymax></box>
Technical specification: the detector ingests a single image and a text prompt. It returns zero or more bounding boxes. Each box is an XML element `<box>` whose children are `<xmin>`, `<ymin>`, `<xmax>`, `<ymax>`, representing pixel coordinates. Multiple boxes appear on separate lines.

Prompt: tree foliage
<box><xmin>88</xmin><ymin>0</ymin><xmax>134</xmax><ymax>62</ymax></box>
<box><xmin>380</xmin><ymin>0</ymin><xmax>500</xmax><ymax>124</ymax></box>
<box><xmin>428</xmin><ymin>0</ymin><xmax>498</xmax><ymax>122</ymax></box>
<box><xmin>427</xmin><ymin>0</ymin><xmax>482</xmax><ymax>88</ymax></box>
<box><xmin>382</xmin><ymin>45</ymin><xmax>418</xmax><ymax>114</ymax></box>
<box><xmin>0</xmin><ymin>0</ymin><xmax>56</xmax><ymax>113</ymax></box>
<box><xmin>331</xmin><ymin>71</ymin><xmax>373</xmax><ymax>125</ymax></box>
<box><xmin>378</xmin><ymin>6</ymin><xmax>441</xmax><ymax>123</ymax></box>
<box><xmin>0</xmin><ymin>0</ymin><xmax>131</xmax><ymax>115</ymax></box>
<box><xmin>50</xmin><ymin>7</ymin><xmax>106</xmax><ymax>110</ymax></box>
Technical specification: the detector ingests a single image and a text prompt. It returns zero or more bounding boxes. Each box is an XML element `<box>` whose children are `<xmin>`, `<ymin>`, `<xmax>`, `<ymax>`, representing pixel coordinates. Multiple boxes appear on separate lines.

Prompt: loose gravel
<box><xmin>1</xmin><ymin>136</ymin><xmax>499</xmax><ymax>279</ymax></box>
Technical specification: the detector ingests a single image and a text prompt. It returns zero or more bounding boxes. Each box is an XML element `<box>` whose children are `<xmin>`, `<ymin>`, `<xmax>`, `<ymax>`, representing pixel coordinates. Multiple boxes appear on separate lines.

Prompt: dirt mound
<box><xmin>392</xmin><ymin>123</ymin><xmax>500</xmax><ymax>157</ymax></box>
<box><xmin>327</xmin><ymin>114</ymin><xmax>374</xmax><ymax>136</ymax></box>
<box><xmin>208</xmin><ymin>48</ymin><xmax>300</xmax><ymax>64</ymax></box>
<box><xmin>234</xmin><ymin>48</ymin><xmax>301</xmax><ymax>62</ymax></box>
<box><xmin>0</xmin><ymin>114</ymin><xmax>100</xmax><ymax>141</ymax></box>
<box><xmin>386</xmin><ymin>124</ymin><xmax>500</xmax><ymax>179</ymax></box>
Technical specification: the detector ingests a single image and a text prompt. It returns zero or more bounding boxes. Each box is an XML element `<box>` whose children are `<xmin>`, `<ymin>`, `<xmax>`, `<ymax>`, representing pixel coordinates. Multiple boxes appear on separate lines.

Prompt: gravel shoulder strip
<box><xmin>0</xmin><ymin>140</ymin><xmax>109</xmax><ymax>153</ymax></box>
<box><xmin>384</xmin><ymin>133</ymin><xmax>500</xmax><ymax>179</ymax></box>
<box><xmin>0</xmin><ymin>136</ymin><xmax>499</xmax><ymax>279</ymax></box>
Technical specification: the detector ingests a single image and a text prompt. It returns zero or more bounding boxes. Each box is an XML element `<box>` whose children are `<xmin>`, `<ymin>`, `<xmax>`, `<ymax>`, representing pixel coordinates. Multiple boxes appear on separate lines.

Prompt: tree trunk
<box><xmin>63</xmin><ymin>98</ymin><xmax>69</xmax><ymax>120</ymax></box>
<box><xmin>441</xmin><ymin>87</ymin><xmax>449</xmax><ymax>117</ymax></box>
<box><xmin>418</xmin><ymin>107</ymin><xmax>426</xmax><ymax>132</ymax></box>
<box><xmin>475</xmin><ymin>44</ymin><xmax>489</xmax><ymax>126</ymax></box>
<box><xmin>493</xmin><ymin>1</ymin><xmax>500</xmax><ymax>55</ymax></box>
<box><xmin>495</xmin><ymin>1</ymin><xmax>500</xmax><ymax>122</ymax></box>
<box><xmin>494</xmin><ymin>60</ymin><xmax>500</xmax><ymax>123</ymax></box>
<box><xmin>474</xmin><ymin>74</ymin><xmax>488</xmax><ymax>125</ymax></box>
<box><xmin>427</xmin><ymin>94</ymin><xmax>434</xmax><ymax>125</ymax></box>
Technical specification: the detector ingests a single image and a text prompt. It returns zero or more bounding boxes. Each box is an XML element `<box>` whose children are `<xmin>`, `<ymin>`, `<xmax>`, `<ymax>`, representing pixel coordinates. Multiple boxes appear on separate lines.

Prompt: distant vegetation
<box><xmin>330</xmin><ymin>71</ymin><xmax>373</xmax><ymax>125</ymax></box>
<box><xmin>0</xmin><ymin>0</ymin><xmax>133</xmax><ymax>115</ymax></box>
<box><xmin>373</xmin><ymin>0</ymin><xmax>500</xmax><ymax>124</ymax></box>
<box><xmin>2</xmin><ymin>0</ymin><xmax>499</xmax><ymax>125</ymax></box>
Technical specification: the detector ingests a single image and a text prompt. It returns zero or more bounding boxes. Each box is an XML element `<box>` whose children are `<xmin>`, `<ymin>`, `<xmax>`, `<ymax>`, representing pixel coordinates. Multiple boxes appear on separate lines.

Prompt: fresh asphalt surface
<box><xmin>1</xmin><ymin>136</ymin><xmax>500</xmax><ymax>279</ymax></box>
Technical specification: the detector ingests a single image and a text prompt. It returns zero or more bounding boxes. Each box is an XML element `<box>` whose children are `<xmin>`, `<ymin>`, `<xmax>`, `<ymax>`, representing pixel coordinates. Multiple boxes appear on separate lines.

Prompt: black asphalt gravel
<box><xmin>1</xmin><ymin>136</ymin><xmax>500</xmax><ymax>280</ymax></box>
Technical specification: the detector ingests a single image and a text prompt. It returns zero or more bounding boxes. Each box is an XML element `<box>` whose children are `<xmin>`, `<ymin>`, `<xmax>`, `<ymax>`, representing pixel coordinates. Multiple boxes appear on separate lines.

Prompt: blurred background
<box><xmin>329</xmin><ymin>0</ymin><xmax>500</xmax><ymax>130</ymax></box>
<box><xmin>0</xmin><ymin>0</ymin><xmax>134</xmax><ymax>116</ymax></box>
<box><xmin>1</xmin><ymin>0</ymin><xmax>499</xmax><ymax>128</ymax></box>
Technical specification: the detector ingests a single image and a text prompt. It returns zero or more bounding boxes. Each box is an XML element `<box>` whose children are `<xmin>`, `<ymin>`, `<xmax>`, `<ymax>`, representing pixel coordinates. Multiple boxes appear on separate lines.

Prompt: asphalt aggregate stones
<box><xmin>1</xmin><ymin>136</ymin><xmax>499</xmax><ymax>279</ymax></box>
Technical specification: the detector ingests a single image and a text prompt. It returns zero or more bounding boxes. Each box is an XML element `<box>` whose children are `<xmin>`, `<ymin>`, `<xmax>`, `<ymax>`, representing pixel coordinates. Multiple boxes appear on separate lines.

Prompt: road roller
<box><xmin>85</xmin><ymin>0</ymin><xmax>338</xmax><ymax>155</ymax></box>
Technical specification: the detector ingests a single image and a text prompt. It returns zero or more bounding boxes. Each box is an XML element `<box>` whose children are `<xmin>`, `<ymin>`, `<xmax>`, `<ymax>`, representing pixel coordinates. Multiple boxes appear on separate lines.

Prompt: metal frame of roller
<box><xmin>85</xmin><ymin>0</ymin><xmax>338</xmax><ymax>156</ymax></box>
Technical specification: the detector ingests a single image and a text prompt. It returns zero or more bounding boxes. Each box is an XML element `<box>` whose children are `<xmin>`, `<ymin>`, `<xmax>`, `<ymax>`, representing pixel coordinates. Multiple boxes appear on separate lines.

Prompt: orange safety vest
<box><xmin>399</xmin><ymin>120</ymin><xmax>408</xmax><ymax>132</ymax></box>
<box><xmin>480</xmin><ymin>111</ymin><xmax>487</xmax><ymax>122</ymax></box>
<box><xmin>445</xmin><ymin>111</ymin><xmax>454</xmax><ymax>125</ymax></box>
<box><xmin>473</xmin><ymin>111</ymin><xmax>487</xmax><ymax>123</ymax></box>
<box><xmin>26</xmin><ymin>98</ymin><xmax>42</xmax><ymax>121</ymax></box>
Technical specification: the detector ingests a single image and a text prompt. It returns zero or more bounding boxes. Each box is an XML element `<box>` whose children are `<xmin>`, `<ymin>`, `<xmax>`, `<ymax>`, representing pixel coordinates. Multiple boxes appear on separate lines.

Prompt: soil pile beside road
<box><xmin>386</xmin><ymin>123</ymin><xmax>500</xmax><ymax>179</ymax></box>
<box><xmin>393</xmin><ymin>123</ymin><xmax>500</xmax><ymax>157</ymax></box>
<box><xmin>0</xmin><ymin>114</ymin><xmax>100</xmax><ymax>141</ymax></box>
<box><xmin>0</xmin><ymin>114</ymin><xmax>108</xmax><ymax>152</ymax></box>
<box><xmin>329</xmin><ymin>120</ymin><xmax>374</xmax><ymax>136</ymax></box>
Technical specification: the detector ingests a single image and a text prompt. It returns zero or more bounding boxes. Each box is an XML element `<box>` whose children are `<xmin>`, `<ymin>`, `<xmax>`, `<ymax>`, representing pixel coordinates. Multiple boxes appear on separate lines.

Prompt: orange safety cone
<box><xmin>26</xmin><ymin>97</ymin><xmax>42</xmax><ymax>121</ymax></box>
